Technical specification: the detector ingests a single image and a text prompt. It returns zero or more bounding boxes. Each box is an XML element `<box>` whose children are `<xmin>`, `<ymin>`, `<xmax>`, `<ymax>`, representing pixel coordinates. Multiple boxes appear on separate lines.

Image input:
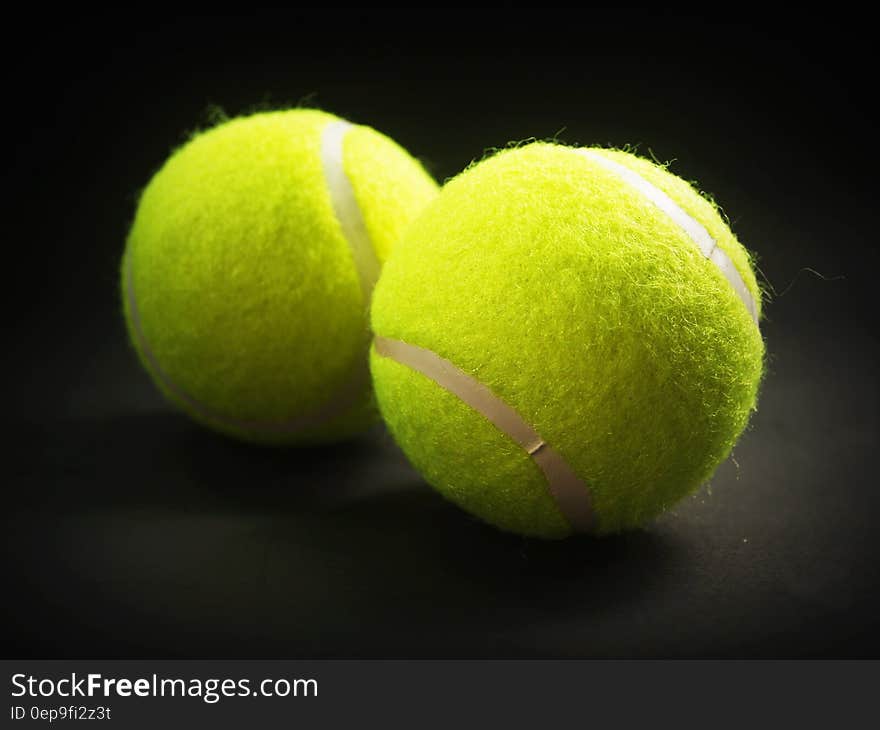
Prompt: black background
<box><xmin>3</xmin><ymin>11</ymin><xmax>877</xmax><ymax>658</ymax></box>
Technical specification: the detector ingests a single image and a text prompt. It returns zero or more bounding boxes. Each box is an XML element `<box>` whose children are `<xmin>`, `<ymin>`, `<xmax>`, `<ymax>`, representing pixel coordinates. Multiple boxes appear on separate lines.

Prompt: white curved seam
<box><xmin>578</xmin><ymin>149</ymin><xmax>759</xmax><ymax>326</ymax></box>
<box><xmin>373</xmin><ymin>336</ymin><xmax>596</xmax><ymax>534</ymax></box>
<box><xmin>321</xmin><ymin>120</ymin><xmax>381</xmax><ymax>304</ymax></box>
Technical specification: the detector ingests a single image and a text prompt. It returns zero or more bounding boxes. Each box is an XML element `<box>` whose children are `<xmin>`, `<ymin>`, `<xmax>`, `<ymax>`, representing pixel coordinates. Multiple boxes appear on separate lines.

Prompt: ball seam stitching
<box><xmin>373</xmin><ymin>335</ymin><xmax>596</xmax><ymax>534</ymax></box>
<box><xmin>578</xmin><ymin>149</ymin><xmax>760</xmax><ymax>326</ymax></box>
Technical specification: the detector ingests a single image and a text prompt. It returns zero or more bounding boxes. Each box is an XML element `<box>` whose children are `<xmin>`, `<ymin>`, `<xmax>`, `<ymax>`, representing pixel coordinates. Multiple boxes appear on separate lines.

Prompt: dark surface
<box><xmin>4</xmin><ymin>12</ymin><xmax>878</xmax><ymax>658</ymax></box>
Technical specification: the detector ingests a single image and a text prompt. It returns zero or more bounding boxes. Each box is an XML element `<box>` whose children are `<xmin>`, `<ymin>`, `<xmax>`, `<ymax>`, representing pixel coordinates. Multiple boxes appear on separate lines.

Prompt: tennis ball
<box><xmin>370</xmin><ymin>143</ymin><xmax>764</xmax><ymax>537</ymax></box>
<box><xmin>123</xmin><ymin>109</ymin><xmax>437</xmax><ymax>444</ymax></box>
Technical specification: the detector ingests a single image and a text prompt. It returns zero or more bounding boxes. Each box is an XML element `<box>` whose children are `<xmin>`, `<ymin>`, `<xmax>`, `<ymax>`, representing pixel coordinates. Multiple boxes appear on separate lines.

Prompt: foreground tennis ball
<box><xmin>371</xmin><ymin>143</ymin><xmax>764</xmax><ymax>537</ymax></box>
<box><xmin>123</xmin><ymin>109</ymin><xmax>437</xmax><ymax>444</ymax></box>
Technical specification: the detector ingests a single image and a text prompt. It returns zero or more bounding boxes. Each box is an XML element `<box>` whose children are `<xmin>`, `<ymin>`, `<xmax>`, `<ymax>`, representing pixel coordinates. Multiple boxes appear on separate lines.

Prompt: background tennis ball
<box><xmin>123</xmin><ymin>109</ymin><xmax>438</xmax><ymax>444</ymax></box>
<box><xmin>371</xmin><ymin>143</ymin><xmax>764</xmax><ymax>537</ymax></box>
